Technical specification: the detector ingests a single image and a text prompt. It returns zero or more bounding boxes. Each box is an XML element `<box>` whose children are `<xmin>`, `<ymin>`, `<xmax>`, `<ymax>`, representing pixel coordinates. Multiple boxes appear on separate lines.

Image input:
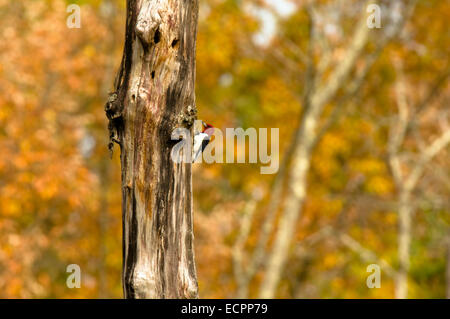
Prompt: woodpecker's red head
<box><xmin>202</xmin><ymin>121</ymin><xmax>214</xmax><ymax>136</ymax></box>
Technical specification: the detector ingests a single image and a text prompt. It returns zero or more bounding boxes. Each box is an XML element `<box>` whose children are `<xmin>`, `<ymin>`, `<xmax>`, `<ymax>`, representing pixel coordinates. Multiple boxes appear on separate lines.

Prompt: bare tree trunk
<box><xmin>232</xmin><ymin>125</ymin><xmax>300</xmax><ymax>298</ymax></box>
<box><xmin>258</xmin><ymin>2</ymin><xmax>373</xmax><ymax>298</ymax></box>
<box><xmin>106</xmin><ymin>0</ymin><xmax>199</xmax><ymax>299</ymax></box>
<box><xmin>395</xmin><ymin>191</ymin><xmax>412</xmax><ymax>299</ymax></box>
<box><xmin>258</xmin><ymin>103</ymin><xmax>320</xmax><ymax>298</ymax></box>
<box><xmin>389</xmin><ymin>57</ymin><xmax>450</xmax><ymax>299</ymax></box>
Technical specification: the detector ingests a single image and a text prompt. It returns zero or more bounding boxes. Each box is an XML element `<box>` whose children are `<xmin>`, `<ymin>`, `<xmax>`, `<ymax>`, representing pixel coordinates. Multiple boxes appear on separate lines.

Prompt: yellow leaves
<box><xmin>260</xmin><ymin>77</ymin><xmax>300</xmax><ymax>120</ymax></box>
<box><xmin>0</xmin><ymin>0</ymin><xmax>116</xmax><ymax>298</ymax></box>
<box><xmin>0</xmin><ymin>0</ymin><xmax>445</xmax><ymax>300</ymax></box>
<box><xmin>323</xmin><ymin>254</ymin><xmax>339</xmax><ymax>269</ymax></box>
<box><xmin>3</xmin><ymin>201</ymin><xmax>21</xmax><ymax>217</ymax></box>
<box><xmin>371</xmin><ymin>281</ymin><xmax>395</xmax><ymax>299</ymax></box>
<box><xmin>366</xmin><ymin>176</ymin><xmax>394</xmax><ymax>195</ymax></box>
<box><xmin>327</xmin><ymin>199</ymin><xmax>344</xmax><ymax>216</ymax></box>
<box><xmin>82</xmin><ymin>45</ymin><xmax>96</xmax><ymax>58</ymax></box>
<box><xmin>197</xmin><ymin>14</ymin><xmax>236</xmax><ymax>75</ymax></box>
<box><xmin>351</xmin><ymin>158</ymin><xmax>385</xmax><ymax>175</ymax></box>
<box><xmin>0</xmin><ymin>105</ymin><xmax>8</xmax><ymax>122</ymax></box>
<box><xmin>330</xmin><ymin>277</ymin><xmax>345</xmax><ymax>290</ymax></box>
<box><xmin>43</xmin><ymin>109</ymin><xmax>57</xmax><ymax>124</ymax></box>
<box><xmin>314</xmin><ymin>133</ymin><xmax>350</xmax><ymax>179</ymax></box>
<box><xmin>36</xmin><ymin>178</ymin><xmax>59</xmax><ymax>200</ymax></box>
<box><xmin>6</xmin><ymin>278</ymin><xmax>22</xmax><ymax>297</ymax></box>
<box><xmin>1</xmin><ymin>185</ymin><xmax>24</xmax><ymax>217</ymax></box>
<box><xmin>305</xmin><ymin>197</ymin><xmax>343</xmax><ymax>226</ymax></box>
<box><xmin>37</xmin><ymin>273</ymin><xmax>51</xmax><ymax>288</ymax></box>
<box><xmin>19</xmin><ymin>140</ymin><xmax>31</xmax><ymax>153</ymax></box>
<box><xmin>384</xmin><ymin>212</ymin><xmax>397</xmax><ymax>226</ymax></box>
<box><xmin>322</xmin><ymin>134</ymin><xmax>350</xmax><ymax>155</ymax></box>
<box><xmin>350</xmin><ymin>159</ymin><xmax>394</xmax><ymax>195</ymax></box>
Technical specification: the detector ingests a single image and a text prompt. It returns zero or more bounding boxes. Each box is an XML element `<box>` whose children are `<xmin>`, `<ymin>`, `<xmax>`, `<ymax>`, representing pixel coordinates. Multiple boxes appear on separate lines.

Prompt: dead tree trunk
<box><xmin>105</xmin><ymin>0</ymin><xmax>199</xmax><ymax>299</ymax></box>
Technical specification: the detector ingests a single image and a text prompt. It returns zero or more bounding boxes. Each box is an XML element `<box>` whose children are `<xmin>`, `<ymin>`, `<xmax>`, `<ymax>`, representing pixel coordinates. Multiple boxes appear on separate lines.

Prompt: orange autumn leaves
<box><xmin>0</xmin><ymin>0</ymin><xmax>449</xmax><ymax>299</ymax></box>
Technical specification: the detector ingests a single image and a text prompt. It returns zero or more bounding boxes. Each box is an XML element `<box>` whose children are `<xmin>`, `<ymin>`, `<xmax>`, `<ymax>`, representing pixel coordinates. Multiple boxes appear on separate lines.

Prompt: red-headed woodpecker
<box><xmin>193</xmin><ymin>121</ymin><xmax>214</xmax><ymax>162</ymax></box>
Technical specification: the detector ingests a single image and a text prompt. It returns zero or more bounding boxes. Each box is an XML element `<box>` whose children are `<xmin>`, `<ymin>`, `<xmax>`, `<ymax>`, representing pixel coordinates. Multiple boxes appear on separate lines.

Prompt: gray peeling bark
<box><xmin>105</xmin><ymin>0</ymin><xmax>199</xmax><ymax>298</ymax></box>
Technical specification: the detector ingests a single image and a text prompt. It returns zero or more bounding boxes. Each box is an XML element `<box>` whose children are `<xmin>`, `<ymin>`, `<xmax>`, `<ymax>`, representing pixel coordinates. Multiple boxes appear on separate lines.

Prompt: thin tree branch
<box><xmin>339</xmin><ymin>233</ymin><xmax>399</xmax><ymax>279</ymax></box>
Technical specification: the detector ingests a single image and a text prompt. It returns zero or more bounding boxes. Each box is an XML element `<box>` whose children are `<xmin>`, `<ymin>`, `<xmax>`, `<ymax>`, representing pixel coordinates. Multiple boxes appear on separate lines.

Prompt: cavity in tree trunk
<box><xmin>105</xmin><ymin>0</ymin><xmax>199</xmax><ymax>298</ymax></box>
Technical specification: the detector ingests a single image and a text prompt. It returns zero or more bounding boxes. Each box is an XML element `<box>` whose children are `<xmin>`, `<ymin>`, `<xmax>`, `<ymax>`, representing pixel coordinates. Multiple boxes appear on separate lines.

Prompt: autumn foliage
<box><xmin>0</xmin><ymin>0</ymin><xmax>449</xmax><ymax>298</ymax></box>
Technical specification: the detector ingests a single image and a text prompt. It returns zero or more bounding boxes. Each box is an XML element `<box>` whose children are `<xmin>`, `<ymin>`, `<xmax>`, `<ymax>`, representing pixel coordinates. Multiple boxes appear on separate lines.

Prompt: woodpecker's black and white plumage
<box><xmin>193</xmin><ymin>121</ymin><xmax>214</xmax><ymax>162</ymax></box>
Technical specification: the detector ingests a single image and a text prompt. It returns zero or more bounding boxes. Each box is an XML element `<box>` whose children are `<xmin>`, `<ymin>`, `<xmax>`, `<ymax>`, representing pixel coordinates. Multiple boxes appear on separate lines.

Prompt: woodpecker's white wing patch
<box><xmin>193</xmin><ymin>132</ymin><xmax>209</xmax><ymax>163</ymax></box>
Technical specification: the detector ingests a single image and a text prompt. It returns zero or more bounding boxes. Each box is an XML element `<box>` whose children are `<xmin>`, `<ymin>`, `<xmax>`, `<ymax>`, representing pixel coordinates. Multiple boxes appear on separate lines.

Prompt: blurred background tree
<box><xmin>0</xmin><ymin>0</ymin><xmax>448</xmax><ymax>298</ymax></box>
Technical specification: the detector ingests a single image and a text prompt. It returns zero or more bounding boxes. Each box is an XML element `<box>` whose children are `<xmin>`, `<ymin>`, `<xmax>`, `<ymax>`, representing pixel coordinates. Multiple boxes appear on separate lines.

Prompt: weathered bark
<box><xmin>105</xmin><ymin>0</ymin><xmax>199</xmax><ymax>298</ymax></box>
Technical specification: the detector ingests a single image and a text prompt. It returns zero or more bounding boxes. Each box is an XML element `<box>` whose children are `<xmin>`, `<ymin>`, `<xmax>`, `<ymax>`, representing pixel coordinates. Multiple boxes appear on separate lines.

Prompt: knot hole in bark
<box><xmin>171</xmin><ymin>39</ymin><xmax>179</xmax><ymax>49</ymax></box>
<box><xmin>135</xmin><ymin>16</ymin><xmax>162</xmax><ymax>48</ymax></box>
<box><xmin>154</xmin><ymin>28</ymin><xmax>161</xmax><ymax>44</ymax></box>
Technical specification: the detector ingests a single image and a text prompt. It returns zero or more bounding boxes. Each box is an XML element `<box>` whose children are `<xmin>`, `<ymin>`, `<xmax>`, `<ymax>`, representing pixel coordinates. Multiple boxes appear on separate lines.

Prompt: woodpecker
<box><xmin>193</xmin><ymin>121</ymin><xmax>214</xmax><ymax>162</ymax></box>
